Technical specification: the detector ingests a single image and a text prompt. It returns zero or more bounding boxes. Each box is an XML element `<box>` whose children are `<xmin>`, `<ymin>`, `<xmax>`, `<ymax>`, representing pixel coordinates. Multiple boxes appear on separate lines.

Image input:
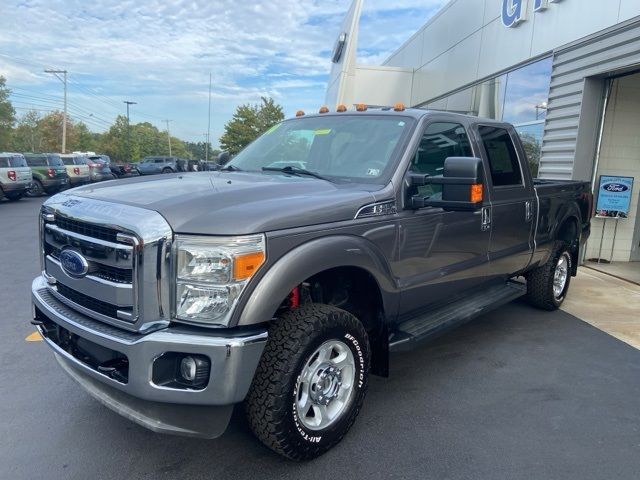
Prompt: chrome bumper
<box><xmin>31</xmin><ymin>275</ymin><xmax>268</xmax><ymax>408</ymax></box>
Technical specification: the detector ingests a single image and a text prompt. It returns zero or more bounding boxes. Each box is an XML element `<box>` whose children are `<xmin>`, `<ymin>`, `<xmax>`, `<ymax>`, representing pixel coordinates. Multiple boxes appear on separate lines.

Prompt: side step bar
<box><xmin>389</xmin><ymin>281</ymin><xmax>526</xmax><ymax>352</ymax></box>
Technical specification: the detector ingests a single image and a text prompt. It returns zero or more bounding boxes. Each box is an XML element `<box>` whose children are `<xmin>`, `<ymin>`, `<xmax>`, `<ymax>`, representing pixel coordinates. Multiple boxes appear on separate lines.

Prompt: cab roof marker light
<box><xmin>336</xmin><ymin>104</ymin><xmax>348</xmax><ymax>112</ymax></box>
<box><xmin>319</xmin><ymin>106</ymin><xmax>330</xmax><ymax>114</ymax></box>
<box><xmin>355</xmin><ymin>104</ymin><xmax>368</xmax><ymax>112</ymax></box>
<box><xmin>394</xmin><ymin>103</ymin><xmax>406</xmax><ymax>112</ymax></box>
<box><xmin>296</xmin><ymin>110</ymin><xmax>305</xmax><ymax>117</ymax></box>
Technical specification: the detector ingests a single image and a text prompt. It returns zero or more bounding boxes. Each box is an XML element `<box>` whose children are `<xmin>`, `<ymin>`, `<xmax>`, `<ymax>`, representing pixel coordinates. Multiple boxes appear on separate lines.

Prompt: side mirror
<box><xmin>408</xmin><ymin>157</ymin><xmax>485</xmax><ymax>211</ymax></box>
<box><xmin>217</xmin><ymin>151</ymin><xmax>230</xmax><ymax>165</ymax></box>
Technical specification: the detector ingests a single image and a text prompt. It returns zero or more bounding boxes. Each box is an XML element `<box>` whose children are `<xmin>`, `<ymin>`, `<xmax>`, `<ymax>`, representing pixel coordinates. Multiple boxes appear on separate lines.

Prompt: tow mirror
<box><xmin>217</xmin><ymin>151</ymin><xmax>230</xmax><ymax>165</ymax></box>
<box><xmin>408</xmin><ymin>157</ymin><xmax>485</xmax><ymax>211</ymax></box>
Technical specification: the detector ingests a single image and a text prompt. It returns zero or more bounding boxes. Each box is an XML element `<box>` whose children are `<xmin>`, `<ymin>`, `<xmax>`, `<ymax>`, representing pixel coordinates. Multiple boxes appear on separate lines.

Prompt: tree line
<box><xmin>1</xmin><ymin>75</ymin><xmax>285</xmax><ymax>162</ymax></box>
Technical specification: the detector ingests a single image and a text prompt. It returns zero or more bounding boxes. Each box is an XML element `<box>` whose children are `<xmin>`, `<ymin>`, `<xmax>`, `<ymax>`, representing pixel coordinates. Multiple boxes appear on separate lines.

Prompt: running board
<box><xmin>389</xmin><ymin>281</ymin><xmax>526</xmax><ymax>352</ymax></box>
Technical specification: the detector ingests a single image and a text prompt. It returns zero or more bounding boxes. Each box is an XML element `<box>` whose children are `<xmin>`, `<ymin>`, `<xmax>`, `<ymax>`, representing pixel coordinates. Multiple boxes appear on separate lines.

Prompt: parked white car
<box><xmin>60</xmin><ymin>154</ymin><xmax>91</xmax><ymax>187</ymax></box>
<box><xmin>0</xmin><ymin>153</ymin><xmax>32</xmax><ymax>201</ymax></box>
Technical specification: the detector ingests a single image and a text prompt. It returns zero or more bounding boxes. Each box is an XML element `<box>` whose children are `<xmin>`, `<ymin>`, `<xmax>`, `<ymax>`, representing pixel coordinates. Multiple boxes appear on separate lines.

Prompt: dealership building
<box><xmin>327</xmin><ymin>0</ymin><xmax>640</xmax><ymax>264</ymax></box>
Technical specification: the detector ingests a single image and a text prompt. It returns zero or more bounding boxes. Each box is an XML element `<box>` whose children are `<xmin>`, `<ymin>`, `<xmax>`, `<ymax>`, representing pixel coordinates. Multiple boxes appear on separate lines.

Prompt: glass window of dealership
<box><xmin>420</xmin><ymin>57</ymin><xmax>553</xmax><ymax>177</ymax></box>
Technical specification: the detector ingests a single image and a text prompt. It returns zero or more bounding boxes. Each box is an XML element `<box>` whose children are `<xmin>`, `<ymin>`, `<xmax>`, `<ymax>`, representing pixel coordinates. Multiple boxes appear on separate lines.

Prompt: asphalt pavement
<box><xmin>1</xmin><ymin>196</ymin><xmax>639</xmax><ymax>480</ymax></box>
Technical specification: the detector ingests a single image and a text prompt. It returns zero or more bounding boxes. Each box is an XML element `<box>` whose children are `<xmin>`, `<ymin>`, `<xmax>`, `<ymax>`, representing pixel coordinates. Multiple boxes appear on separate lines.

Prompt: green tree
<box><xmin>219</xmin><ymin>96</ymin><xmax>284</xmax><ymax>155</ymax></box>
<box><xmin>12</xmin><ymin>109</ymin><xmax>42</xmax><ymax>152</ymax></box>
<box><xmin>184</xmin><ymin>141</ymin><xmax>219</xmax><ymax>160</ymax></box>
<box><xmin>0</xmin><ymin>76</ymin><xmax>16</xmax><ymax>149</ymax></box>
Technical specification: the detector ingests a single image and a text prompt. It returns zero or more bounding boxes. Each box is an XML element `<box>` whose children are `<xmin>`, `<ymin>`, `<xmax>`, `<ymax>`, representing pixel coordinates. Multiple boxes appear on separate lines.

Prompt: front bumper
<box><xmin>31</xmin><ymin>275</ymin><xmax>268</xmax><ymax>435</ymax></box>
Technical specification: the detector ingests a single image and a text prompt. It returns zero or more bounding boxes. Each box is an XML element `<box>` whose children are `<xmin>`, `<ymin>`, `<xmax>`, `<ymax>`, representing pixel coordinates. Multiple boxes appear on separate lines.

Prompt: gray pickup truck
<box><xmin>31</xmin><ymin>108</ymin><xmax>591</xmax><ymax>460</ymax></box>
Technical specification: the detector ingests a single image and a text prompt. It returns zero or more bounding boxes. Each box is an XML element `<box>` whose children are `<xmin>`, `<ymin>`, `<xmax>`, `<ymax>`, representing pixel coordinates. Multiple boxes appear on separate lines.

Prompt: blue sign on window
<box><xmin>595</xmin><ymin>175</ymin><xmax>634</xmax><ymax>218</ymax></box>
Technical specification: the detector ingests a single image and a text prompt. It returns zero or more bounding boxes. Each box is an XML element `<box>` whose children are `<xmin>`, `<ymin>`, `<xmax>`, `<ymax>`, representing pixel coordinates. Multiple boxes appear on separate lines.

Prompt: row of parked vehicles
<box><xmin>0</xmin><ymin>152</ymin><xmax>139</xmax><ymax>201</ymax></box>
<box><xmin>137</xmin><ymin>156</ymin><xmax>220</xmax><ymax>175</ymax></box>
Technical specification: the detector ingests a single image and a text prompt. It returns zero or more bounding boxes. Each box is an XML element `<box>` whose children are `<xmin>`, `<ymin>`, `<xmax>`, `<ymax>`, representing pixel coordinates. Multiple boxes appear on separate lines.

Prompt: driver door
<box><xmin>393</xmin><ymin>120</ymin><xmax>491</xmax><ymax>318</ymax></box>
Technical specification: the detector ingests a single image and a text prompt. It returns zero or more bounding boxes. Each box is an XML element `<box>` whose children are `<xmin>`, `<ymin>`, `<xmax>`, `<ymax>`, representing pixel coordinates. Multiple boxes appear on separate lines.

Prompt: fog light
<box><xmin>178</xmin><ymin>354</ymin><xmax>210</xmax><ymax>388</ymax></box>
<box><xmin>180</xmin><ymin>356</ymin><xmax>197</xmax><ymax>381</ymax></box>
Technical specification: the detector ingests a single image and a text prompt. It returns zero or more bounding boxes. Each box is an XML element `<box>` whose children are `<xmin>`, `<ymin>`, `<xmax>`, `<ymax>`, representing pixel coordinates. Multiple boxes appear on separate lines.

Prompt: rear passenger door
<box><xmin>475</xmin><ymin>125</ymin><xmax>535</xmax><ymax>277</ymax></box>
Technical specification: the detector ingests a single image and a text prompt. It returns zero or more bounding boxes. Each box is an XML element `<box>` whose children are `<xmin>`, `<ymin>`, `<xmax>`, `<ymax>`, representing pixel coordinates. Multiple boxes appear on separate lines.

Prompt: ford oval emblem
<box><xmin>59</xmin><ymin>249</ymin><xmax>89</xmax><ymax>278</ymax></box>
<box><xmin>603</xmin><ymin>183</ymin><xmax>629</xmax><ymax>192</ymax></box>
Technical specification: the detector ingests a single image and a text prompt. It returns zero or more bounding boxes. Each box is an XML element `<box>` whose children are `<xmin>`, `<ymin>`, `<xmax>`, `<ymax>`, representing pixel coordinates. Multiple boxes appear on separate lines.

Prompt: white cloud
<box><xmin>0</xmin><ymin>0</ymin><xmax>445</xmax><ymax>143</ymax></box>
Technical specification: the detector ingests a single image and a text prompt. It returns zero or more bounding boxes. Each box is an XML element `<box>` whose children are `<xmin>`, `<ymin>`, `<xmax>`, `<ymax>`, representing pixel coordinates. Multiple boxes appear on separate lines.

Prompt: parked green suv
<box><xmin>0</xmin><ymin>153</ymin><xmax>32</xmax><ymax>201</ymax></box>
<box><xmin>24</xmin><ymin>153</ymin><xmax>69</xmax><ymax>196</ymax></box>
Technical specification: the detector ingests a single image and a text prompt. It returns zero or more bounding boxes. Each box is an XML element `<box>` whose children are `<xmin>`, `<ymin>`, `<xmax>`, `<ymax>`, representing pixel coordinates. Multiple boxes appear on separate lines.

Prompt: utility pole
<box><xmin>206</xmin><ymin>72</ymin><xmax>212</xmax><ymax>162</ymax></box>
<box><xmin>123</xmin><ymin>100</ymin><xmax>137</xmax><ymax>160</ymax></box>
<box><xmin>164</xmin><ymin>119</ymin><xmax>173</xmax><ymax>156</ymax></box>
<box><xmin>44</xmin><ymin>69</ymin><xmax>67</xmax><ymax>153</ymax></box>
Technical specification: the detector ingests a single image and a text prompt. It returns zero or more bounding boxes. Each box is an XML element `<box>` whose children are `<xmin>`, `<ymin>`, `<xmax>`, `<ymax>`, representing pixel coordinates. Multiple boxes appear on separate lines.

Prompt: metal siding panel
<box><xmin>539</xmin><ymin>21</ymin><xmax>640</xmax><ymax>180</ymax></box>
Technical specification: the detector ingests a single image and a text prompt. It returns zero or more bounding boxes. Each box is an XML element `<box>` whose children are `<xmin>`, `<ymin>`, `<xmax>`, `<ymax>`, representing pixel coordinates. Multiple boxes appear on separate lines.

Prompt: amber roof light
<box><xmin>296</xmin><ymin>110</ymin><xmax>305</xmax><ymax>117</ymax></box>
<box><xmin>394</xmin><ymin>102</ymin><xmax>406</xmax><ymax>112</ymax></box>
<box><xmin>355</xmin><ymin>103</ymin><xmax>368</xmax><ymax>112</ymax></box>
<box><xmin>336</xmin><ymin>104</ymin><xmax>347</xmax><ymax>112</ymax></box>
<box><xmin>319</xmin><ymin>106</ymin><xmax>330</xmax><ymax>114</ymax></box>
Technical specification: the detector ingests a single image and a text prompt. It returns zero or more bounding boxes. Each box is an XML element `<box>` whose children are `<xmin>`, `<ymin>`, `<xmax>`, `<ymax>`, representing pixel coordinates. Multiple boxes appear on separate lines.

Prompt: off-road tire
<box><xmin>245</xmin><ymin>303</ymin><xmax>370</xmax><ymax>461</ymax></box>
<box><xmin>526</xmin><ymin>241</ymin><xmax>572</xmax><ymax>310</ymax></box>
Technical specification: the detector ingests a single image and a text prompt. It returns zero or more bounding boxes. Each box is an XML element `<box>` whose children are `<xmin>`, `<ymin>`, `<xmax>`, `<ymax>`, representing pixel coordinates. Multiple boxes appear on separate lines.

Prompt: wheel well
<box><xmin>557</xmin><ymin>216</ymin><xmax>580</xmax><ymax>274</ymax></box>
<box><xmin>276</xmin><ymin>266</ymin><xmax>389</xmax><ymax>377</ymax></box>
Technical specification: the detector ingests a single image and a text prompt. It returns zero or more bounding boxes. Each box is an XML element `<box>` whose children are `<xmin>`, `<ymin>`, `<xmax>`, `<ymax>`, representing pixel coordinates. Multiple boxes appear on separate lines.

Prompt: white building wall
<box><xmin>384</xmin><ymin>0</ymin><xmax>640</xmax><ymax>106</ymax></box>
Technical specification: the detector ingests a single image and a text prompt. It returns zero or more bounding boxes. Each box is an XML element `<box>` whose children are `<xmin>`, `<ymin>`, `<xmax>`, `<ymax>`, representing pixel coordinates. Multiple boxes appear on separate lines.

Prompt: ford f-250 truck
<box><xmin>31</xmin><ymin>107</ymin><xmax>592</xmax><ymax>460</ymax></box>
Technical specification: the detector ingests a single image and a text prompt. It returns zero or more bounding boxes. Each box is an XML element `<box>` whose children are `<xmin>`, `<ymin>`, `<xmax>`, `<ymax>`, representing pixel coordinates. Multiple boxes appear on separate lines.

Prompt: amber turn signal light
<box><xmin>470</xmin><ymin>184</ymin><xmax>483</xmax><ymax>203</ymax></box>
<box><xmin>319</xmin><ymin>106</ymin><xmax>330</xmax><ymax>114</ymax></box>
<box><xmin>296</xmin><ymin>110</ymin><xmax>305</xmax><ymax>117</ymax></box>
<box><xmin>355</xmin><ymin>103</ymin><xmax>368</xmax><ymax>111</ymax></box>
<box><xmin>233</xmin><ymin>252</ymin><xmax>266</xmax><ymax>280</ymax></box>
<box><xmin>336</xmin><ymin>104</ymin><xmax>347</xmax><ymax>112</ymax></box>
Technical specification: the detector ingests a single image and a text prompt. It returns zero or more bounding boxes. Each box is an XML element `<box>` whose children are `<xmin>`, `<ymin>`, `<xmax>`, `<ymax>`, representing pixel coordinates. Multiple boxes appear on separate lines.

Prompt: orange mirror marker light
<box><xmin>336</xmin><ymin>104</ymin><xmax>347</xmax><ymax>112</ymax></box>
<box><xmin>470</xmin><ymin>184</ymin><xmax>483</xmax><ymax>203</ymax></box>
<box><xmin>355</xmin><ymin>103</ymin><xmax>368</xmax><ymax>112</ymax></box>
<box><xmin>319</xmin><ymin>106</ymin><xmax>330</xmax><ymax>114</ymax></box>
<box><xmin>296</xmin><ymin>110</ymin><xmax>305</xmax><ymax>117</ymax></box>
<box><xmin>394</xmin><ymin>102</ymin><xmax>406</xmax><ymax>111</ymax></box>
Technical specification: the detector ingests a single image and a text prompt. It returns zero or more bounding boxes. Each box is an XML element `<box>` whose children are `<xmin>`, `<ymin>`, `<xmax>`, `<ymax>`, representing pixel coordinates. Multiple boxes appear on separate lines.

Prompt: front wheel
<box><xmin>245</xmin><ymin>304</ymin><xmax>370</xmax><ymax>461</ymax></box>
<box><xmin>526</xmin><ymin>241</ymin><xmax>572</xmax><ymax>310</ymax></box>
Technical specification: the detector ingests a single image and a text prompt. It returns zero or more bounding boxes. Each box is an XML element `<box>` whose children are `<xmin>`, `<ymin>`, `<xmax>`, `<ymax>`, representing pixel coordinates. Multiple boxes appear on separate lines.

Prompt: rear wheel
<box><xmin>526</xmin><ymin>241</ymin><xmax>572</xmax><ymax>310</ymax></box>
<box><xmin>26</xmin><ymin>180</ymin><xmax>44</xmax><ymax>197</ymax></box>
<box><xmin>6</xmin><ymin>192</ymin><xmax>25</xmax><ymax>201</ymax></box>
<box><xmin>246</xmin><ymin>304</ymin><xmax>370</xmax><ymax>460</ymax></box>
<box><xmin>161</xmin><ymin>168</ymin><xmax>173</xmax><ymax>174</ymax></box>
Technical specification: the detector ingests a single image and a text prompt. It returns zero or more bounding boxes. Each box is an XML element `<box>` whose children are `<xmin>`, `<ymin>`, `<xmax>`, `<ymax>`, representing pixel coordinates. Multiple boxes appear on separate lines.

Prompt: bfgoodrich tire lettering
<box><xmin>245</xmin><ymin>303</ymin><xmax>370</xmax><ymax>460</ymax></box>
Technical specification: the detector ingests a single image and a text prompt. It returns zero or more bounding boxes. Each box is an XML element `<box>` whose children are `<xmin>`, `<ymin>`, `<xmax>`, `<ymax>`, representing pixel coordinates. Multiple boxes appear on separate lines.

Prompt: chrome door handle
<box><xmin>481</xmin><ymin>207</ymin><xmax>491</xmax><ymax>231</ymax></box>
<box><xmin>525</xmin><ymin>201</ymin><xmax>532</xmax><ymax>222</ymax></box>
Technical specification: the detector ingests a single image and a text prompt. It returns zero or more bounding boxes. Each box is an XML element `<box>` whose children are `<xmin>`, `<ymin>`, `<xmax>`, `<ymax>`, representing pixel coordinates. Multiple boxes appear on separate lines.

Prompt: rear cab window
<box><xmin>477</xmin><ymin>126</ymin><xmax>522</xmax><ymax>187</ymax></box>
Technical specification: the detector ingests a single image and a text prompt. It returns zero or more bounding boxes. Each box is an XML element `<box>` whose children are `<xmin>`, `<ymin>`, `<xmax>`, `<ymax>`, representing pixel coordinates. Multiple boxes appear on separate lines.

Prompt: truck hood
<box><xmin>67</xmin><ymin>172</ymin><xmax>380</xmax><ymax>234</ymax></box>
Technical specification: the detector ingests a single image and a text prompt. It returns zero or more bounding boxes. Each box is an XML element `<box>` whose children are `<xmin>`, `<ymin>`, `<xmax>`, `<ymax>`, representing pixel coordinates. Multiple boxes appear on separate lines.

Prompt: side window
<box><xmin>478</xmin><ymin>126</ymin><xmax>522</xmax><ymax>186</ymax></box>
<box><xmin>410</xmin><ymin>122</ymin><xmax>473</xmax><ymax>198</ymax></box>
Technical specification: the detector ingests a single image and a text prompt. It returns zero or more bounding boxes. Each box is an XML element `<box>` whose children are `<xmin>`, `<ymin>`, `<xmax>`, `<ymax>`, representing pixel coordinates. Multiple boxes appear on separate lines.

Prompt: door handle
<box><xmin>525</xmin><ymin>201</ymin><xmax>532</xmax><ymax>222</ymax></box>
<box><xmin>481</xmin><ymin>207</ymin><xmax>491</xmax><ymax>231</ymax></box>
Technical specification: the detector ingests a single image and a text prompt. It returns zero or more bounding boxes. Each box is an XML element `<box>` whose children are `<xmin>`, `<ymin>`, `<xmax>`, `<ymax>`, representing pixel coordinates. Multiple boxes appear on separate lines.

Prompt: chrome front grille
<box><xmin>40</xmin><ymin>194</ymin><xmax>173</xmax><ymax>333</ymax></box>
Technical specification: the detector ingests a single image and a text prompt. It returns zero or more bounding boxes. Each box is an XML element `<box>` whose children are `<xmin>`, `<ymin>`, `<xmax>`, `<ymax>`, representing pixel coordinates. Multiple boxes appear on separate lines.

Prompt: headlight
<box><xmin>175</xmin><ymin>234</ymin><xmax>265</xmax><ymax>326</ymax></box>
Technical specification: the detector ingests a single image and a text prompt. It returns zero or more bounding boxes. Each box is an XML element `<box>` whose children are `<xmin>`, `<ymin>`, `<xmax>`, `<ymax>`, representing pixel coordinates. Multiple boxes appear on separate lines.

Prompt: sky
<box><xmin>0</xmin><ymin>0</ymin><xmax>446</xmax><ymax>147</ymax></box>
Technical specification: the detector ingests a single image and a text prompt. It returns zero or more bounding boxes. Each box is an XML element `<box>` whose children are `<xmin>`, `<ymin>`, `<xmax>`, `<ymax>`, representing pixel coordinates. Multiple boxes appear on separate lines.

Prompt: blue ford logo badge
<box><xmin>59</xmin><ymin>249</ymin><xmax>89</xmax><ymax>278</ymax></box>
<box><xmin>603</xmin><ymin>183</ymin><xmax>629</xmax><ymax>193</ymax></box>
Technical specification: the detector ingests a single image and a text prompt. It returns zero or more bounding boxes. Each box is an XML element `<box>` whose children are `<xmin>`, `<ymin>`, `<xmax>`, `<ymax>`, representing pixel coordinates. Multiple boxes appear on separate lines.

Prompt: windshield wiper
<box><xmin>220</xmin><ymin>164</ymin><xmax>242</xmax><ymax>171</ymax></box>
<box><xmin>262</xmin><ymin>166</ymin><xmax>331</xmax><ymax>182</ymax></box>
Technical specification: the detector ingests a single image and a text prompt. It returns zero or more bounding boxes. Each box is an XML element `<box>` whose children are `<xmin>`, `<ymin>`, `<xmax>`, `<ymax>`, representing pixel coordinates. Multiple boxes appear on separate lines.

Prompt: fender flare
<box><xmin>233</xmin><ymin>235</ymin><xmax>399</xmax><ymax>327</ymax></box>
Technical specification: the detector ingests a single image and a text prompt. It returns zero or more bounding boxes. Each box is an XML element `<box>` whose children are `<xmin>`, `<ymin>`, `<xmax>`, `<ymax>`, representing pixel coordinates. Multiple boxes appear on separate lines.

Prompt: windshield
<box><xmin>47</xmin><ymin>155</ymin><xmax>64</xmax><ymax>167</ymax></box>
<box><xmin>227</xmin><ymin>115</ymin><xmax>414</xmax><ymax>183</ymax></box>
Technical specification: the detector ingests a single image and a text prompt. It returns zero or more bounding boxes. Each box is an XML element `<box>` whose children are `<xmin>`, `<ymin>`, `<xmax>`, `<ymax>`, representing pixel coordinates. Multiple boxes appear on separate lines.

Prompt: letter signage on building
<box><xmin>595</xmin><ymin>175</ymin><xmax>634</xmax><ymax>218</ymax></box>
<box><xmin>502</xmin><ymin>0</ymin><xmax>563</xmax><ymax>27</ymax></box>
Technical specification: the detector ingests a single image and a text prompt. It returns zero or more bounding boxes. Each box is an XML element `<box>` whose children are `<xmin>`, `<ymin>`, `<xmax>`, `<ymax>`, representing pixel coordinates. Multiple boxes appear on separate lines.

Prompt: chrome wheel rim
<box><xmin>553</xmin><ymin>254</ymin><xmax>569</xmax><ymax>299</ymax></box>
<box><xmin>295</xmin><ymin>340</ymin><xmax>356</xmax><ymax>431</ymax></box>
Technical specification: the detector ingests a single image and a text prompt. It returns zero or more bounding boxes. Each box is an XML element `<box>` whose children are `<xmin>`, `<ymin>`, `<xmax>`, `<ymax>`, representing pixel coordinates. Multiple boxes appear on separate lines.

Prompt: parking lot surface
<box><xmin>1</xmin><ymin>196</ymin><xmax>639</xmax><ymax>480</ymax></box>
